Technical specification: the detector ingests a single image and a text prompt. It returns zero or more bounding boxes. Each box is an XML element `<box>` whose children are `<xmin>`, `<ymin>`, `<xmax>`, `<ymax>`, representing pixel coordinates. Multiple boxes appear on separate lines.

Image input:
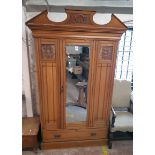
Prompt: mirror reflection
<box><xmin>65</xmin><ymin>45</ymin><xmax>90</xmax><ymax>122</ymax></box>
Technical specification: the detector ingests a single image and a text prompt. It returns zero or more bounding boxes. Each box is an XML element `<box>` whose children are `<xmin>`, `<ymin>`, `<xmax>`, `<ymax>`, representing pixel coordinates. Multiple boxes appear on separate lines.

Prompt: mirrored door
<box><xmin>65</xmin><ymin>45</ymin><xmax>90</xmax><ymax>123</ymax></box>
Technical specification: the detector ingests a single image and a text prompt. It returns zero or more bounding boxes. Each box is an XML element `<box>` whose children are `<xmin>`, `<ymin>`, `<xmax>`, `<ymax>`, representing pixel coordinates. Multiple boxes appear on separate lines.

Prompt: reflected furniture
<box><xmin>76</xmin><ymin>81</ymin><xmax>87</xmax><ymax>108</ymax></box>
<box><xmin>26</xmin><ymin>9</ymin><xmax>127</xmax><ymax>149</ymax></box>
<box><xmin>108</xmin><ymin>79</ymin><xmax>133</xmax><ymax>149</ymax></box>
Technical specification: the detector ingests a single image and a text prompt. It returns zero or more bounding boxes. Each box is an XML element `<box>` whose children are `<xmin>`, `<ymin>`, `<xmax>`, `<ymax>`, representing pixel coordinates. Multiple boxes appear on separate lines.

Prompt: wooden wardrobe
<box><xmin>26</xmin><ymin>9</ymin><xmax>127</xmax><ymax>149</ymax></box>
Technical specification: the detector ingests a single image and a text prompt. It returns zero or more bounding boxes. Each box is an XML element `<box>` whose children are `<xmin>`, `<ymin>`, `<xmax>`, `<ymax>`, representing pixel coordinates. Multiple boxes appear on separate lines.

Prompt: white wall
<box><xmin>22</xmin><ymin>7</ymin><xmax>33</xmax><ymax>117</ymax></box>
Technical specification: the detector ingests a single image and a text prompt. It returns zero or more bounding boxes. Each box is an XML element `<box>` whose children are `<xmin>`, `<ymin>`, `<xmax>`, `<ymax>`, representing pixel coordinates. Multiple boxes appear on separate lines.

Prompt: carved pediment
<box><xmin>26</xmin><ymin>8</ymin><xmax>127</xmax><ymax>33</ymax></box>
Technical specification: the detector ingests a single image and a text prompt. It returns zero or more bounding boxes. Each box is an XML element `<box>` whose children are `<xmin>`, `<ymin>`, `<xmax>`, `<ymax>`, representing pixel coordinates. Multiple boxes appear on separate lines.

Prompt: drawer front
<box><xmin>42</xmin><ymin>128</ymin><xmax>107</xmax><ymax>142</ymax></box>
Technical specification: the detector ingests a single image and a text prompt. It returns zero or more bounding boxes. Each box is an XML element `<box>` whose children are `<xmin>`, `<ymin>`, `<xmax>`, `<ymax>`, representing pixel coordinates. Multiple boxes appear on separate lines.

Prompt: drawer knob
<box><xmin>54</xmin><ymin>134</ymin><xmax>61</xmax><ymax>138</ymax></box>
<box><xmin>91</xmin><ymin>133</ymin><xmax>96</xmax><ymax>136</ymax></box>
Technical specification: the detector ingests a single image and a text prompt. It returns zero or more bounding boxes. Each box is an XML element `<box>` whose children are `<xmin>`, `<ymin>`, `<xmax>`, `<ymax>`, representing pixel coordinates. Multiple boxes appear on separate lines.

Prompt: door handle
<box><xmin>54</xmin><ymin>134</ymin><xmax>61</xmax><ymax>139</ymax></box>
<box><xmin>90</xmin><ymin>133</ymin><xmax>96</xmax><ymax>137</ymax></box>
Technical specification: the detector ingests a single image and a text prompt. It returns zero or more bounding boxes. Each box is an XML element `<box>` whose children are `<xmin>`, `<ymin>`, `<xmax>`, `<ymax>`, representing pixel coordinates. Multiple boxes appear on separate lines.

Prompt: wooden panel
<box><xmin>93</xmin><ymin>65</ymin><xmax>112</xmax><ymax>121</ymax></box>
<box><xmin>97</xmin><ymin>42</ymin><xmax>114</xmax><ymax>64</ymax></box>
<box><xmin>40</xmin><ymin>63</ymin><xmax>59</xmax><ymax>129</ymax></box>
<box><xmin>39</xmin><ymin>39</ymin><xmax>58</xmax><ymax>62</ymax></box>
<box><xmin>41</xmin><ymin>64</ymin><xmax>48</xmax><ymax>123</ymax></box>
<box><xmin>41</xmin><ymin>44</ymin><xmax>56</xmax><ymax>60</ymax></box>
<box><xmin>102</xmin><ymin>65</ymin><xmax>112</xmax><ymax>121</ymax></box>
<box><xmin>93</xmin><ymin>41</ymin><xmax>117</xmax><ymax>127</ymax></box>
<box><xmin>22</xmin><ymin>136</ymin><xmax>38</xmax><ymax>148</ymax></box>
<box><xmin>47</xmin><ymin>65</ymin><xmax>54</xmax><ymax>122</ymax></box>
<box><xmin>38</xmin><ymin>39</ymin><xmax>60</xmax><ymax>130</ymax></box>
<box><xmin>98</xmin><ymin>46</ymin><xmax>113</xmax><ymax>60</ymax></box>
<box><xmin>93</xmin><ymin>66</ymin><xmax>101</xmax><ymax>120</ymax></box>
<box><xmin>97</xmin><ymin>66</ymin><xmax>107</xmax><ymax>119</ymax></box>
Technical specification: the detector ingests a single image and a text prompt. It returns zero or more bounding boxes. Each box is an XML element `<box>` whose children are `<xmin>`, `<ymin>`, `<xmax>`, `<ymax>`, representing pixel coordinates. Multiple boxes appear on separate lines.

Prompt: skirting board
<box><xmin>41</xmin><ymin>139</ymin><xmax>108</xmax><ymax>149</ymax></box>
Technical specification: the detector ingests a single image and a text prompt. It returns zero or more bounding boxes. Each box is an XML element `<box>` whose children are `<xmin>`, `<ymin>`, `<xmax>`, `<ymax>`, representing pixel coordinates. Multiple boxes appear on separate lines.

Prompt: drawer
<box><xmin>42</xmin><ymin>128</ymin><xmax>107</xmax><ymax>142</ymax></box>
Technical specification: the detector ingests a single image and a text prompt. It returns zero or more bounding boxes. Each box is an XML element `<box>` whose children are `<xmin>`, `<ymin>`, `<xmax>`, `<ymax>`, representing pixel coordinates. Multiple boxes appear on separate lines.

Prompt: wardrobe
<box><xmin>26</xmin><ymin>9</ymin><xmax>127</xmax><ymax>149</ymax></box>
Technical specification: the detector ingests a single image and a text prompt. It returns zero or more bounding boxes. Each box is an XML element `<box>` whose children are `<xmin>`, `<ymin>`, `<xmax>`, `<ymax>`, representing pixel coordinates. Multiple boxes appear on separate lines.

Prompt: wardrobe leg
<box><xmin>108</xmin><ymin>132</ymin><xmax>113</xmax><ymax>149</ymax></box>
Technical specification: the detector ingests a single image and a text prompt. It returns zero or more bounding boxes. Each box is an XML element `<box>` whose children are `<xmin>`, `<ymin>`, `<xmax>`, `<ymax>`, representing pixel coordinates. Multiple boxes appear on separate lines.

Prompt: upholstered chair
<box><xmin>108</xmin><ymin>79</ymin><xmax>133</xmax><ymax>149</ymax></box>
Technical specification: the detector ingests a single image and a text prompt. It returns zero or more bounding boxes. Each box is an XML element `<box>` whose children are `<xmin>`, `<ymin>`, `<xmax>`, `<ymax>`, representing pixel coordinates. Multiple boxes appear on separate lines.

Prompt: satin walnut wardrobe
<box><xmin>26</xmin><ymin>9</ymin><xmax>127</xmax><ymax>149</ymax></box>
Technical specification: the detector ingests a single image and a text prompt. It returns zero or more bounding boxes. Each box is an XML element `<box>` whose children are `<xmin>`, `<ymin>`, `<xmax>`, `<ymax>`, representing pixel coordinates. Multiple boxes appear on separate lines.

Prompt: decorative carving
<box><xmin>41</xmin><ymin>44</ymin><xmax>55</xmax><ymax>60</ymax></box>
<box><xmin>69</xmin><ymin>14</ymin><xmax>89</xmax><ymax>24</ymax></box>
<box><xmin>99</xmin><ymin>46</ymin><xmax>113</xmax><ymax>60</ymax></box>
<box><xmin>26</xmin><ymin>9</ymin><xmax>128</xmax><ymax>34</ymax></box>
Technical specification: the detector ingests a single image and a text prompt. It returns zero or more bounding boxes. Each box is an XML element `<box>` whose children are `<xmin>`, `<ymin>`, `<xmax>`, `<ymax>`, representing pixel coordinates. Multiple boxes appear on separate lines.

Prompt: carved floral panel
<box><xmin>68</xmin><ymin>14</ymin><xmax>91</xmax><ymax>24</ymax></box>
<box><xmin>41</xmin><ymin>44</ymin><xmax>55</xmax><ymax>60</ymax></box>
<box><xmin>98</xmin><ymin>46</ymin><xmax>113</xmax><ymax>60</ymax></box>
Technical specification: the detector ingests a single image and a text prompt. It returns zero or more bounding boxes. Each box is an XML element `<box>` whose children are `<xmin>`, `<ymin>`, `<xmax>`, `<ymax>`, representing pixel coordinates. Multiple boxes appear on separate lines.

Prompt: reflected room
<box><xmin>65</xmin><ymin>45</ymin><xmax>90</xmax><ymax>122</ymax></box>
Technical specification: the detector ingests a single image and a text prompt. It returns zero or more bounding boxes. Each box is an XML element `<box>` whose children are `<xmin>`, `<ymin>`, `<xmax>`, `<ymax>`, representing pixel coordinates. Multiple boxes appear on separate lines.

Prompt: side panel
<box><xmin>93</xmin><ymin>41</ymin><xmax>118</xmax><ymax>127</ymax></box>
<box><xmin>35</xmin><ymin>38</ymin><xmax>61</xmax><ymax>130</ymax></box>
<box><xmin>40</xmin><ymin>63</ymin><xmax>59</xmax><ymax>129</ymax></box>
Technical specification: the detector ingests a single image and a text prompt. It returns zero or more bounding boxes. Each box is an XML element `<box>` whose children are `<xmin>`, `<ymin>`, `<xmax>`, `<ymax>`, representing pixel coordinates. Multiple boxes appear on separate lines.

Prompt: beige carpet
<box><xmin>22</xmin><ymin>140</ymin><xmax>132</xmax><ymax>155</ymax></box>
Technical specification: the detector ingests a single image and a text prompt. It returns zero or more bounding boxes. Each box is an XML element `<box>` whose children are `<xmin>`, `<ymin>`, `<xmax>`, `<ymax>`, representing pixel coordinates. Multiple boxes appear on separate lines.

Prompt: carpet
<box><xmin>22</xmin><ymin>141</ymin><xmax>132</xmax><ymax>155</ymax></box>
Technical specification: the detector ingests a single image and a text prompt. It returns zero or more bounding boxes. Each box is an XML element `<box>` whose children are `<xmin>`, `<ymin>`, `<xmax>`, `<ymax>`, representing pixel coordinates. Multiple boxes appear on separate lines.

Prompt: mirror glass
<box><xmin>65</xmin><ymin>45</ymin><xmax>90</xmax><ymax>122</ymax></box>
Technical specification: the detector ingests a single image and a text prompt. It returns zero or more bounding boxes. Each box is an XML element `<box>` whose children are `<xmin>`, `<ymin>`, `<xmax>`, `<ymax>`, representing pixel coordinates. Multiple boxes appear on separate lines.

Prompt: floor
<box><xmin>22</xmin><ymin>140</ymin><xmax>133</xmax><ymax>155</ymax></box>
<box><xmin>108</xmin><ymin>141</ymin><xmax>133</xmax><ymax>155</ymax></box>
